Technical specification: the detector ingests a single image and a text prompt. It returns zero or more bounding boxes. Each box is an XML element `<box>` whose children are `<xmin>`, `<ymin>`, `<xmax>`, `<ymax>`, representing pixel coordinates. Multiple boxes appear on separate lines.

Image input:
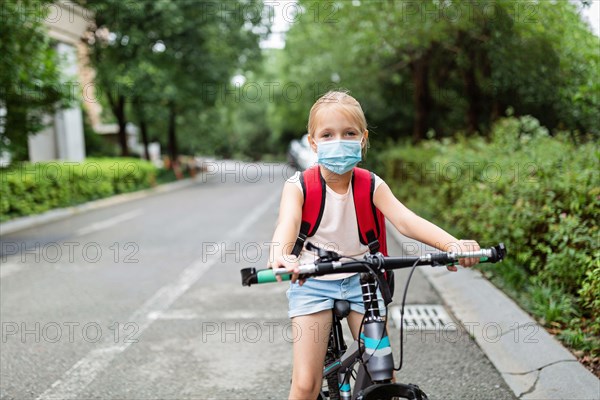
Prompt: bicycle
<box><xmin>240</xmin><ymin>242</ymin><xmax>506</xmax><ymax>400</ymax></box>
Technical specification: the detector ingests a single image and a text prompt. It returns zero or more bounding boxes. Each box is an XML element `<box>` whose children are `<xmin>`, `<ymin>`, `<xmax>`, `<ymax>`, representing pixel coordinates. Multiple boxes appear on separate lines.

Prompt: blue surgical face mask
<box><xmin>316</xmin><ymin>139</ymin><xmax>362</xmax><ymax>175</ymax></box>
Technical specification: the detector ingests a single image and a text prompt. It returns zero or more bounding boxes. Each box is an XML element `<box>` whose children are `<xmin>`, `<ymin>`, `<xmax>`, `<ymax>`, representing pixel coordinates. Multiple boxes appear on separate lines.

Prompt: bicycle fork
<box><xmin>359</xmin><ymin>272</ymin><xmax>394</xmax><ymax>383</ymax></box>
<box><xmin>324</xmin><ymin>273</ymin><xmax>394</xmax><ymax>399</ymax></box>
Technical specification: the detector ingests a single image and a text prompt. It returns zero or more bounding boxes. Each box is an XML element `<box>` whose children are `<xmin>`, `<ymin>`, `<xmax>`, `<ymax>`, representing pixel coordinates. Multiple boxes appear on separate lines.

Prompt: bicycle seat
<box><xmin>333</xmin><ymin>300</ymin><xmax>351</xmax><ymax>319</ymax></box>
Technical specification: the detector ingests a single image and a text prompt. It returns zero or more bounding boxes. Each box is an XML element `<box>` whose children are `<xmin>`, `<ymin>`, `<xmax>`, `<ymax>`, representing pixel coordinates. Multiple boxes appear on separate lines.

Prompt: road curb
<box><xmin>389</xmin><ymin>228</ymin><xmax>600</xmax><ymax>400</ymax></box>
<box><xmin>0</xmin><ymin>175</ymin><xmax>203</xmax><ymax>236</ymax></box>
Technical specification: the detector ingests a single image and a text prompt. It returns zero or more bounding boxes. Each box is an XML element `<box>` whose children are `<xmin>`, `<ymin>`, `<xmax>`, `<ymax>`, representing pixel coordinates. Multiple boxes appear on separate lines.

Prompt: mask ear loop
<box><xmin>361</xmin><ymin>135</ymin><xmax>370</xmax><ymax>158</ymax></box>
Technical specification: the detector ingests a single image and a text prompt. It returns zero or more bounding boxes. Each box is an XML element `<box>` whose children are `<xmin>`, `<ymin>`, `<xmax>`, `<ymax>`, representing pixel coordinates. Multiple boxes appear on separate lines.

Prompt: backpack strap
<box><xmin>376</xmin><ymin>207</ymin><xmax>388</xmax><ymax>256</ymax></box>
<box><xmin>353</xmin><ymin>167</ymin><xmax>393</xmax><ymax>301</ymax></box>
<box><xmin>291</xmin><ymin>165</ymin><xmax>326</xmax><ymax>256</ymax></box>
<box><xmin>352</xmin><ymin>167</ymin><xmax>381</xmax><ymax>254</ymax></box>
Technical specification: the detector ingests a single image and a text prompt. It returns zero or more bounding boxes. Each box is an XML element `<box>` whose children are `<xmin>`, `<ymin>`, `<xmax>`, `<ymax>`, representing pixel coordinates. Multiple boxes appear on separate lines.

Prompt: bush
<box><xmin>0</xmin><ymin>158</ymin><xmax>157</xmax><ymax>222</ymax></box>
<box><xmin>376</xmin><ymin>116</ymin><xmax>599</xmax><ymax>355</ymax></box>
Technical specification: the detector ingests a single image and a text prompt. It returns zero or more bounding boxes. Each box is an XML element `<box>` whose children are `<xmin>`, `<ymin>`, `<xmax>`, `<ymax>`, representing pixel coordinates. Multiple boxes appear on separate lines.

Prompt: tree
<box><xmin>0</xmin><ymin>0</ymin><xmax>71</xmax><ymax>161</ymax></box>
<box><xmin>85</xmin><ymin>0</ymin><xmax>161</xmax><ymax>157</ymax></box>
<box><xmin>157</xmin><ymin>1</ymin><xmax>266</xmax><ymax>165</ymax></box>
<box><xmin>84</xmin><ymin>0</ymin><xmax>268</xmax><ymax>164</ymax></box>
<box><xmin>271</xmin><ymin>0</ymin><xmax>599</xmax><ymax>145</ymax></box>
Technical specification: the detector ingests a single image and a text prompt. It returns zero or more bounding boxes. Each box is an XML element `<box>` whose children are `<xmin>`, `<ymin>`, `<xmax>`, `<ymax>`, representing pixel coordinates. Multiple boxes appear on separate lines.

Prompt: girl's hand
<box><xmin>446</xmin><ymin>239</ymin><xmax>481</xmax><ymax>272</ymax></box>
<box><xmin>269</xmin><ymin>254</ymin><xmax>302</xmax><ymax>284</ymax></box>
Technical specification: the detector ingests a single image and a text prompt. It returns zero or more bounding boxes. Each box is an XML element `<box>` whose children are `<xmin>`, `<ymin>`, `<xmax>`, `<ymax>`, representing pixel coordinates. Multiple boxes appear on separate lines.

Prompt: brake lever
<box><xmin>305</xmin><ymin>241</ymin><xmax>342</xmax><ymax>262</ymax></box>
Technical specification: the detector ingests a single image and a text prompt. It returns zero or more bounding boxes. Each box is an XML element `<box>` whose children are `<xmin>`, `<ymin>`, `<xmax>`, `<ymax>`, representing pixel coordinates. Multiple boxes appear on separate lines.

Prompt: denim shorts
<box><xmin>286</xmin><ymin>273</ymin><xmax>386</xmax><ymax>319</ymax></box>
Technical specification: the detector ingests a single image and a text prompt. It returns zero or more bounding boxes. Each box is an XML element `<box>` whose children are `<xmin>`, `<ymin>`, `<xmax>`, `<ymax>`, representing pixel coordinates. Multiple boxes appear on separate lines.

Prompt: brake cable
<box><xmin>394</xmin><ymin>257</ymin><xmax>421</xmax><ymax>372</ymax></box>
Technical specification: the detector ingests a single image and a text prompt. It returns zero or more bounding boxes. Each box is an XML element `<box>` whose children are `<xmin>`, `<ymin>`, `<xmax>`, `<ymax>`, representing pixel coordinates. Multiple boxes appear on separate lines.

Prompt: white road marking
<box><xmin>74</xmin><ymin>210</ymin><xmax>144</xmax><ymax>237</ymax></box>
<box><xmin>147</xmin><ymin>309</ymin><xmax>199</xmax><ymax>320</ymax></box>
<box><xmin>36</xmin><ymin>193</ymin><xmax>280</xmax><ymax>400</ymax></box>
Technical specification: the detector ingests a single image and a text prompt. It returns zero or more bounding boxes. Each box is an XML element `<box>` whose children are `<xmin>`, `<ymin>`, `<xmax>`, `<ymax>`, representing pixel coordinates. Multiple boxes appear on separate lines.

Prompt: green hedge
<box><xmin>0</xmin><ymin>158</ymin><xmax>157</xmax><ymax>222</ymax></box>
<box><xmin>377</xmin><ymin>116</ymin><xmax>599</xmax><ymax>355</ymax></box>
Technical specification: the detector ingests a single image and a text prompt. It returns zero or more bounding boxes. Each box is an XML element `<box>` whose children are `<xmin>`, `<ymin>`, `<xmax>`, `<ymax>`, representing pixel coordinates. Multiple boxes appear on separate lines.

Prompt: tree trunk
<box><xmin>116</xmin><ymin>95</ymin><xmax>129</xmax><ymax>157</ymax></box>
<box><xmin>167</xmin><ymin>102</ymin><xmax>180</xmax><ymax>175</ymax></box>
<box><xmin>457</xmin><ymin>30</ymin><xmax>482</xmax><ymax>135</ymax></box>
<box><xmin>463</xmin><ymin>47</ymin><xmax>480</xmax><ymax>135</ymax></box>
<box><xmin>139</xmin><ymin>116</ymin><xmax>150</xmax><ymax>160</ymax></box>
<box><xmin>410</xmin><ymin>52</ymin><xmax>432</xmax><ymax>143</ymax></box>
<box><xmin>4</xmin><ymin>101</ymin><xmax>29</xmax><ymax>161</ymax></box>
<box><xmin>491</xmin><ymin>100</ymin><xmax>501</xmax><ymax>121</ymax></box>
<box><xmin>107</xmin><ymin>92</ymin><xmax>129</xmax><ymax>157</ymax></box>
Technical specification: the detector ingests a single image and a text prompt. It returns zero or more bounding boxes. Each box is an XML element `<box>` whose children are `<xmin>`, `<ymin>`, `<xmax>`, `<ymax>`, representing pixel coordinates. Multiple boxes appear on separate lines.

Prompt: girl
<box><xmin>269</xmin><ymin>90</ymin><xmax>480</xmax><ymax>400</ymax></box>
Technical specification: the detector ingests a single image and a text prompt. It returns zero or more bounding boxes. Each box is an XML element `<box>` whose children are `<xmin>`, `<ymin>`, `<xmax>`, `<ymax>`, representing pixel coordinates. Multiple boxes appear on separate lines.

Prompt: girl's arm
<box><xmin>268</xmin><ymin>181</ymin><xmax>303</xmax><ymax>281</ymax></box>
<box><xmin>373</xmin><ymin>181</ymin><xmax>480</xmax><ymax>269</ymax></box>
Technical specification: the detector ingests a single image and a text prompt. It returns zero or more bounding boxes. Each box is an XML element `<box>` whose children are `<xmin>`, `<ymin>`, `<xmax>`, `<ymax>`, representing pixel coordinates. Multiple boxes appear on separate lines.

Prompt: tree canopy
<box><xmin>83</xmin><ymin>0</ymin><xmax>268</xmax><ymax>161</ymax></box>
<box><xmin>3</xmin><ymin>0</ymin><xmax>596</xmax><ymax>164</ymax></box>
<box><xmin>267</xmin><ymin>0</ymin><xmax>599</xmax><ymax>147</ymax></box>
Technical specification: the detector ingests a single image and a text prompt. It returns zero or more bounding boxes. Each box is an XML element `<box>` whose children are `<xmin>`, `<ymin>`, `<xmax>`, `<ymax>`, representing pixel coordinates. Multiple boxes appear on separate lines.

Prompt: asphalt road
<box><xmin>0</xmin><ymin>162</ymin><xmax>516</xmax><ymax>399</ymax></box>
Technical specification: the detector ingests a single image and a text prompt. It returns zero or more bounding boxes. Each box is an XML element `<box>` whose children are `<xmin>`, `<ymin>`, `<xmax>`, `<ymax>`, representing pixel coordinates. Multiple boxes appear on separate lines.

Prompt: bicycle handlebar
<box><xmin>241</xmin><ymin>243</ymin><xmax>506</xmax><ymax>286</ymax></box>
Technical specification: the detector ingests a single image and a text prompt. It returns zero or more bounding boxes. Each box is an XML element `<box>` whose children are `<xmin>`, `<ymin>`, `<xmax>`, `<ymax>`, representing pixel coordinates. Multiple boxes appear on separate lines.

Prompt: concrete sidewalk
<box><xmin>0</xmin><ymin>176</ymin><xmax>202</xmax><ymax>236</ymax></box>
<box><xmin>389</xmin><ymin>229</ymin><xmax>600</xmax><ymax>400</ymax></box>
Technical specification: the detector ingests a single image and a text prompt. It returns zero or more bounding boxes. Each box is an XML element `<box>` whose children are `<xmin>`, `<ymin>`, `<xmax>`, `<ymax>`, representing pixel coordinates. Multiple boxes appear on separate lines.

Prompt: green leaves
<box><xmin>0</xmin><ymin>0</ymin><xmax>71</xmax><ymax>160</ymax></box>
<box><xmin>271</xmin><ymin>0</ymin><xmax>599</xmax><ymax>145</ymax></box>
<box><xmin>85</xmin><ymin>0</ymin><xmax>267</xmax><ymax>158</ymax></box>
<box><xmin>0</xmin><ymin>158</ymin><xmax>157</xmax><ymax>222</ymax></box>
<box><xmin>377</xmin><ymin>115</ymin><xmax>599</xmax><ymax>354</ymax></box>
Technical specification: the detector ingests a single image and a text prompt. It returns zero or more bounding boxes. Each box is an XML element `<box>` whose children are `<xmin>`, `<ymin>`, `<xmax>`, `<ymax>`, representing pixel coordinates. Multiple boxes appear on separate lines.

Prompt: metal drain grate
<box><xmin>389</xmin><ymin>304</ymin><xmax>457</xmax><ymax>331</ymax></box>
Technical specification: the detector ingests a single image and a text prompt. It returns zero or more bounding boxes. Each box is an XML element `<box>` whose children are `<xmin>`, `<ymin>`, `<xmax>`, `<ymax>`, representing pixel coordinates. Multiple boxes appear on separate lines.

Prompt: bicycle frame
<box><xmin>240</xmin><ymin>243</ymin><xmax>506</xmax><ymax>400</ymax></box>
<box><xmin>321</xmin><ymin>272</ymin><xmax>427</xmax><ymax>400</ymax></box>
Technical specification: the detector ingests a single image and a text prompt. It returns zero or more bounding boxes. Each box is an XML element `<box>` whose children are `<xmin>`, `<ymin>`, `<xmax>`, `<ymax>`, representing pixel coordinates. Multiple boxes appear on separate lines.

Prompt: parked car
<box><xmin>287</xmin><ymin>133</ymin><xmax>318</xmax><ymax>171</ymax></box>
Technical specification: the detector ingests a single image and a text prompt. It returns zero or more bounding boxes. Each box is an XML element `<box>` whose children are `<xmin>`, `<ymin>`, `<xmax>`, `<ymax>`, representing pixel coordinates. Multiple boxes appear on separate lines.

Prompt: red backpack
<box><xmin>291</xmin><ymin>165</ymin><xmax>388</xmax><ymax>258</ymax></box>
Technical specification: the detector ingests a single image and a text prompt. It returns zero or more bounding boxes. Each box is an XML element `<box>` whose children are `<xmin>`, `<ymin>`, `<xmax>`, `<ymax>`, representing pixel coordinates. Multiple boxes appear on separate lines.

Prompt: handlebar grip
<box><xmin>257</xmin><ymin>269</ymin><xmax>292</xmax><ymax>283</ymax></box>
<box><xmin>241</xmin><ymin>267</ymin><xmax>292</xmax><ymax>286</ymax></box>
<box><xmin>436</xmin><ymin>243</ymin><xmax>507</xmax><ymax>266</ymax></box>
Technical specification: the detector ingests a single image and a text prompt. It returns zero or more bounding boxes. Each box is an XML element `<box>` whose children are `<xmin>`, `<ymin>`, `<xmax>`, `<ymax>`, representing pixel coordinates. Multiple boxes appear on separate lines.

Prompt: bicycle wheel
<box><xmin>356</xmin><ymin>383</ymin><xmax>428</xmax><ymax>400</ymax></box>
<box><xmin>323</xmin><ymin>352</ymin><xmax>340</xmax><ymax>400</ymax></box>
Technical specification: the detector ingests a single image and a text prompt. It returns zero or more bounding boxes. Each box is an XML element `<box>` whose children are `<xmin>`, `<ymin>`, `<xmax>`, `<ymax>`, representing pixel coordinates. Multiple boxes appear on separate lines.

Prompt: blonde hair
<box><xmin>307</xmin><ymin>90</ymin><xmax>368</xmax><ymax>139</ymax></box>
